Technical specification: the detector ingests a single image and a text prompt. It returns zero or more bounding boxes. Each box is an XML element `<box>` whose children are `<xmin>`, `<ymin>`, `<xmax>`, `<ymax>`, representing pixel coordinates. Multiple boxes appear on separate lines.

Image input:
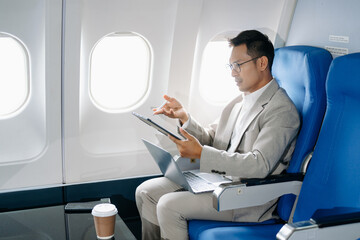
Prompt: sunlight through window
<box><xmin>0</xmin><ymin>34</ymin><xmax>29</xmax><ymax>117</ymax></box>
<box><xmin>199</xmin><ymin>40</ymin><xmax>239</xmax><ymax>105</ymax></box>
<box><xmin>90</xmin><ymin>33</ymin><xmax>151</xmax><ymax>111</ymax></box>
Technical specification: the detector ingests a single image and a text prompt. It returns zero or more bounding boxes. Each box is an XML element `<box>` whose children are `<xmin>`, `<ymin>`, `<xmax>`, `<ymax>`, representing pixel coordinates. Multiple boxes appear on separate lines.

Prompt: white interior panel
<box><xmin>63</xmin><ymin>0</ymin><xmax>181</xmax><ymax>183</ymax></box>
<box><xmin>63</xmin><ymin>0</ymin><xmax>297</xmax><ymax>184</ymax></box>
<box><xmin>286</xmin><ymin>0</ymin><xmax>360</xmax><ymax>56</ymax></box>
<box><xmin>0</xmin><ymin>0</ymin><xmax>62</xmax><ymax>191</ymax></box>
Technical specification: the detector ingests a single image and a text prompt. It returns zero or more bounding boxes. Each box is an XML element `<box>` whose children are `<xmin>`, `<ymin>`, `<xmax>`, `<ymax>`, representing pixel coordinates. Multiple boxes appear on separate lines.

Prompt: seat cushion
<box><xmin>189</xmin><ymin>219</ymin><xmax>279</xmax><ymax>240</ymax></box>
<box><xmin>196</xmin><ymin>224</ymin><xmax>283</xmax><ymax>240</ymax></box>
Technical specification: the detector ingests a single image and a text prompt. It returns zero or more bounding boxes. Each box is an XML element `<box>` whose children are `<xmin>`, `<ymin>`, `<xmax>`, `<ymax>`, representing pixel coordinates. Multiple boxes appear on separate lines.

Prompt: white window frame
<box><xmin>89</xmin><ymin>32</ymin><xmax>152</xmax><ymax>113</ymax></box>
<box><xmin>0</xmin><ymin>32</ymin><xmax>30</xmax><ymax>118</ymax></box>
<box><xmin>198</xmin><ymin>36</ymin><xmax>239</xmax><ymax>106</ymax></box>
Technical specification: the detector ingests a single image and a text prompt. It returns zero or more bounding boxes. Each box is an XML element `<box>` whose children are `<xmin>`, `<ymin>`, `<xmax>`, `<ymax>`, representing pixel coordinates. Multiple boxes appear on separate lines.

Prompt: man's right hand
<box><xmin>153</xmin><ymin>94</ymin><xmax>189</xmax><ymax>125</ymax></box>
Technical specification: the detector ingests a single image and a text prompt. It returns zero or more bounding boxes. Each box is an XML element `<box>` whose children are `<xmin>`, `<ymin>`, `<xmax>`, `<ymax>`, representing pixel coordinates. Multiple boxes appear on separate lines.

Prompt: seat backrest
<box><xmin>293</xmin><ymin>52</ymin><xmax>360</xmax><ymax>222</ymax></box>
<box><xmin>272</xmin><ymin>46</ymin><xmax>332</xmax><ymax>220</ymax></box>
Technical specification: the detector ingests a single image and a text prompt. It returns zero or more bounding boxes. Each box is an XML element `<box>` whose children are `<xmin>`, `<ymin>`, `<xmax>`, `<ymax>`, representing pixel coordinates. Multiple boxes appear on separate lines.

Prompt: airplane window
<box><xmin>90</xmin><ymin>33</ymin><xmax>151</xmax><ymax>112</ymax></box>
<box><xmin>0</xmin><ymin>34</ymin><xmax>29</xmax><ymax>117</ymax></box>
<box><xmin>199</xmin><ymin>40</ymin><xmax>239</xmax><ymax>105</ymax></box>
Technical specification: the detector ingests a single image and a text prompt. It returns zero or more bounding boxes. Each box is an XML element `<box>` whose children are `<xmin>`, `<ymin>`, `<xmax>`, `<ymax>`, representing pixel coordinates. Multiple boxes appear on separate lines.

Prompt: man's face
<box><xmin>229</xmin><ymin>44</ymin><xmax>263</xmax><ymax>93</ymax></box>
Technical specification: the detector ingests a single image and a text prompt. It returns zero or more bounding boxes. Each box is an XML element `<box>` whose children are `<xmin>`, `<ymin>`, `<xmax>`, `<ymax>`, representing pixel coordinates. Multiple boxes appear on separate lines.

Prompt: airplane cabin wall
<box><xmin>0</xmin><ymin>0</ymin><xmax>300</xmax><ymax>190</ymax></box>
<box><xmin>1</xmin><ymin>0</ymin><xmax>358</xmax><ymax>192</ymax></box>
<box><xmin>286</xmin><ymin>0</ymin><xmax>360</xmax><ymax>56</ymax></box>
<box><xmin>0</xmin><ymin>0</ymin><xmax>62</xmax><ymax>191</ymax></box>
<box><xmin>63</xmin><ymin>0</ymin><xmax>180</xmax><ymax>183</ymax></box>
<box><xmin>63</xmin><ymin>0</ymin><xmax>297</xmax><ymax>184</ymax></box>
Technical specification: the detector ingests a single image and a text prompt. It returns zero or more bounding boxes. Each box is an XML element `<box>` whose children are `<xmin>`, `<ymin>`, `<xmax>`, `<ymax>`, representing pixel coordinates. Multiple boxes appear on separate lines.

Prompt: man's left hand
<box><xmin>168</xmin><ymin>128</ymin><xmax>203</xmax><ymax>159</ymax></box>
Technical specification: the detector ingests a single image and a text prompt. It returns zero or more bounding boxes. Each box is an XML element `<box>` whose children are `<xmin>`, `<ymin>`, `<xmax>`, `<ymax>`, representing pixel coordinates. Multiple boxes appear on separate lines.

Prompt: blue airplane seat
<box><xmin>194</xmin><ymin>52</ymin><xmax>360</xmax><ymax>239</ymax></box>
<box><xmin>272</xmin><ymin>46</ymin><xmax>332</xmax><ymax>220</ymax></box>
<box><xmin>188</xmin><ymin>46</ymin><xmax>333</xmax><ymax>239</ymax></box>
<box><xmin>291</xmin><ymin>52</ymin><xmax>360</xmax><ymax>223</ymax></box>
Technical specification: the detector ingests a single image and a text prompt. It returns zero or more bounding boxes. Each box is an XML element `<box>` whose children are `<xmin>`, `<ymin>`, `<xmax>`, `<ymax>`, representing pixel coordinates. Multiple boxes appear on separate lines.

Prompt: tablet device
<box><xmin>132</xmin><ymin>112</ymin><xmax>184</xmax><ymax>140</ymax></box>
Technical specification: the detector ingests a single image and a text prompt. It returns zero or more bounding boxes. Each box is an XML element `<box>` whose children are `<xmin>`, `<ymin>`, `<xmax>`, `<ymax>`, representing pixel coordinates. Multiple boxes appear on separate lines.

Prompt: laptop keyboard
<box><xmin>183</xmin><ymin>171</ymin><xmax>216</xmax><ymax>192</ymax></box>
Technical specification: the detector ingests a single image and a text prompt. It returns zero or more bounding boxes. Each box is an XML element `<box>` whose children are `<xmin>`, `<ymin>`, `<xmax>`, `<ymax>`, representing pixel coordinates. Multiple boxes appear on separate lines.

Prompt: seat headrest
<box><xmin>327</xmin><ymin>52</ymin><xmax>360</xmax><ymax>99</ymax></box>
<box><xmin>273</xmin><ymin>46</ymin><xmax>331</xmax><ymax>115</ymax></box>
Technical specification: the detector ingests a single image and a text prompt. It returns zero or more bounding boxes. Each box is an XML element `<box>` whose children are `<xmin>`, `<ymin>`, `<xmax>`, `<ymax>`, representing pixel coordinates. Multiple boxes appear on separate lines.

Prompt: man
<box><xmin>136</xmin><ymin>30</ymin><xmax>300</xmax><ymax>240</ymax></box>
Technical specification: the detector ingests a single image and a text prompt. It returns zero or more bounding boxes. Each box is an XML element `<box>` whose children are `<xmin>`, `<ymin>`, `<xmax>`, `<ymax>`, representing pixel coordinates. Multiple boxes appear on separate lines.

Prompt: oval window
<box><xmin>0</xmin><ymin>33</ymin><xmax>29</xmax><ymax>117</ymax></box>
<box><xmin>199</xmin><ymin>39</ymin><xmax>239</xmax><ymax>105</ymax></box>
<box><xmin>90</xmin><ymin>33</ymin><xmax>151</xmax><ymax>111</ymax></box>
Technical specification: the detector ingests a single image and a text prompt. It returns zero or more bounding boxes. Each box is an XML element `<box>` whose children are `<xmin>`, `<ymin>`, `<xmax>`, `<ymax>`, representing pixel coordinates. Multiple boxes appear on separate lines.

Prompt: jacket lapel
<box><xmin>221</xmin><ymin>101</ymin><xmax>243</xmax><ymax>148</ymax></box>
<box><xmin>213</xmin><ymin>95</ymin><xmax>243</xmax><ymax>150</ymax></box>
<box><xmin>228</xmin><ymin>80</ymin><xmax>280</xmax><ymax>151</ymax></box>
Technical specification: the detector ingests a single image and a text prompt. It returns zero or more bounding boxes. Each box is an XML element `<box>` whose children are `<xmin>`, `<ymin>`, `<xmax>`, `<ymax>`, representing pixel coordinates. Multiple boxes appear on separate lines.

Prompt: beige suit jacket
<box><xmin>184</xmin><ymin>80</ymin><xmax>300</xmax><ymax>222</ymax></box>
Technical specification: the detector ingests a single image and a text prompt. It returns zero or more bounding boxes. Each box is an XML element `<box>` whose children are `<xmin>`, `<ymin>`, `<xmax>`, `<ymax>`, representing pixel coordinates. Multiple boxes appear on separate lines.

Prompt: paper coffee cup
<box><xmin>92</xmin><ymin>203</ymin><xmax>118</xmax><ymax>239</ymax></box>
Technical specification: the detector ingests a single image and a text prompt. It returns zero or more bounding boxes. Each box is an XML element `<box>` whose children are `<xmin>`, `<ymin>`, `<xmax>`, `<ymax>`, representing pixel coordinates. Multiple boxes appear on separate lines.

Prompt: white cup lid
<box><xmin>91</xmin><ymin>203</ymin><xmax>118</xmax><ymax>217</ymax></box>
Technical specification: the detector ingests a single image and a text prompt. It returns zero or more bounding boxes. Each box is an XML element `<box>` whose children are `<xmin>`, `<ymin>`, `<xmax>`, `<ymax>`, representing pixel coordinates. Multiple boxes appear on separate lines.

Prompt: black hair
<box><xmin>229</xmin><ymin>30</ymin><xmax>274</xmax><ymax>71</ymax></box>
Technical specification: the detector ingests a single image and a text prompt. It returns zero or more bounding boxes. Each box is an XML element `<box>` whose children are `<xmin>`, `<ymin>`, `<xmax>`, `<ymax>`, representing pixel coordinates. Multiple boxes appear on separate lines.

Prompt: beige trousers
<box><xmin>135</xmin><ymin>177</ymin><xmax>234</xmax><ymax>240</ymax></box>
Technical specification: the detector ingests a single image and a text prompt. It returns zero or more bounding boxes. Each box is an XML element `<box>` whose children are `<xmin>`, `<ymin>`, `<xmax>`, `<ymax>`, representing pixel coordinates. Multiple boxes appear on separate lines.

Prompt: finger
<box><xmin>168</xmin><ymin>133</ymin><xmax>181</xmax><ymax>144</ymax></box>
<box><xmin>163</xmin><ymin>94</ymin><xmax>172</xmax><ymax>102</ymax></box>
<box><xmin>152</xmin><ymin>108</ymin><xmax>165</xmax><ymax>115</ymax></box>
<box><xmin>169</xmin><ymin>109</ymin><xmax>176</xmax><ymax>116</ymax></box>
<box><xmin>162</xmin><ymin>108</ymin><xmax>173</xmax><ymax>117</ymax></box>
<box><xmin>179</xmin><ymin>128</ymin><xmax>193</xmax><ymax>140</ymax></box>
<box><xmin>164</xmin><ymin>95</ymin><xmax>179</xmax><ymax>106</ymax></box>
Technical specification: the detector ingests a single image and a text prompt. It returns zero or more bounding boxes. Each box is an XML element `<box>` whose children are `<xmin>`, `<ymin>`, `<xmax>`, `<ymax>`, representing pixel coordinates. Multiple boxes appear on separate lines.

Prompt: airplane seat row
<box><xmin>188</xmin><ymin>48</ymin><xmax>360</xmax><ymax>239</ymax></box>
<box><xmin>188</xmin><ymin>45</ymin><xmax>333</xmax><ymax>239</ymax></box>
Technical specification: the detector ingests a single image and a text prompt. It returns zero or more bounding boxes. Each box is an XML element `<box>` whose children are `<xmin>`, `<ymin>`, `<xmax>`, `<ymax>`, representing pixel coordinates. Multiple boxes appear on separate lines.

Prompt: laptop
<box><xmin>142</xmin><ymin>139</ymin><xmax>231</xmax><ymax>194</ymax></box>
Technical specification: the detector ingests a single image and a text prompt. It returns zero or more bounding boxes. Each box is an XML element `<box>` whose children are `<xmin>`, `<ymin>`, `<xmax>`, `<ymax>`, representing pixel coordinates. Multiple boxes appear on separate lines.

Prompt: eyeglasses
<box><xmin>227</xmin><ymin>56</ymin><xmax>261</xmax><ymax>72</ymax></box>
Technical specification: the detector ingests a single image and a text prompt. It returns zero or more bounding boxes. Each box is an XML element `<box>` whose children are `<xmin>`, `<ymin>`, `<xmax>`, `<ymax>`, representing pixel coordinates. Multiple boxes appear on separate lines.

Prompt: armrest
<box><xmin>213</xmin><ymin>173</ymin><xmax>304</xmax><ymax>211</ymax></box>
<box><xmin>311</xmin><ymin>207</ymin><xmax>360</xmax><ymax>228</ymax></box>
<box><xmin>239</xmin><ymin>173</ymin><xmax>304</xmax><ymax>186</ymax></box>
<box><xmin>276</xmin><ymin>209</ymin><xmax>360</xmax><ymax>240</ymax></box>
